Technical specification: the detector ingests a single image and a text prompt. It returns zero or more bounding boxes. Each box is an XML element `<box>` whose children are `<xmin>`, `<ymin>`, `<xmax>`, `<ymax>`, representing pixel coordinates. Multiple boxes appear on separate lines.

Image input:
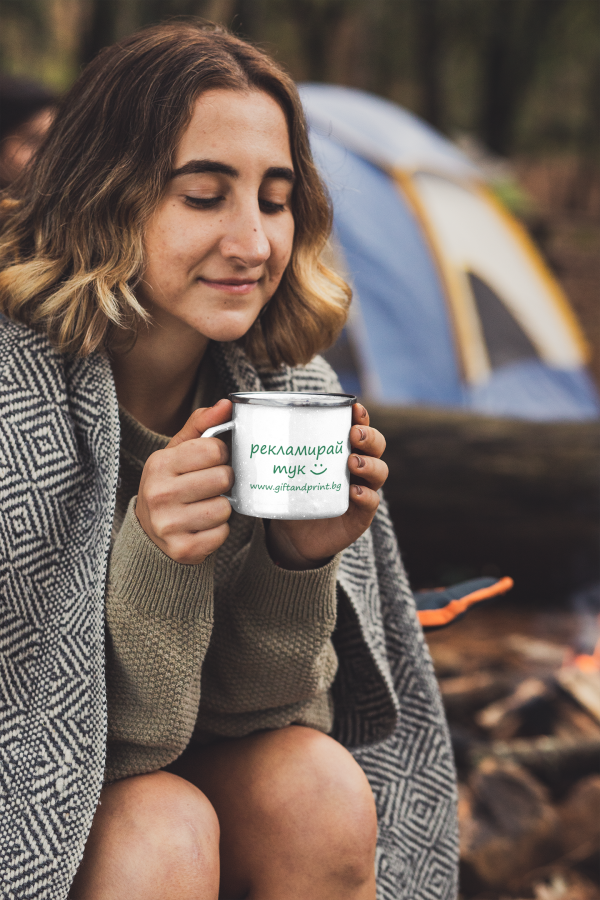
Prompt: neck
<box><xmin>111</xmin><ymin>318</ymin><xmax>209</xmax><ymax>436</ymax></box>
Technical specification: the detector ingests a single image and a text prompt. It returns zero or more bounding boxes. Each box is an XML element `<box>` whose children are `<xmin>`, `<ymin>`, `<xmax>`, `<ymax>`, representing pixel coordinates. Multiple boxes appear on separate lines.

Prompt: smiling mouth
<box><xmin>310</xmin><ymin>466</ymin><xmax>327</xmax><ymax>475</ymax></box>
<box><xmin>199</xmin><ymin>277</ymin><xmax>260</xmax><ymax>295</ymax></box>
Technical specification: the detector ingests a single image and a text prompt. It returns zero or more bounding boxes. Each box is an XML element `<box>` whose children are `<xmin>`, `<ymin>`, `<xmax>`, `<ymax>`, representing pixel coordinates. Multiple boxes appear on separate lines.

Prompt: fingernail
<box><xmin>354</xmin><ymin>484</ymin><xmax>363</xmax><ymax>496</ymax></box>
<box><xmin>358</xmin><ymin>427</ymin><xmax>366</xmax><ymax>441</ymax></box>
<box><xmin>358</xmin><ymin>404</ymin><xmax>367</xmax><ymax>418</ymax></box>
<box><xmin>354</xmin><ymin>454</ymin><xmax>365</xmax><ymax>468</ymax></box>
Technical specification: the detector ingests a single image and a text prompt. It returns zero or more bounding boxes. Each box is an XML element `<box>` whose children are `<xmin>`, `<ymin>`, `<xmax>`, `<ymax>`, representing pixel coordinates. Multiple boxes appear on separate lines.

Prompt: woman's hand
<box><xmin>266</xmin><ymin>404</ymin><xmax>388</xmax><ymax>570</ymax></box>
<box><xmin>135</xmin><ymin>399</ymin><xmax>234</xmax><ymax>565</ymax></box>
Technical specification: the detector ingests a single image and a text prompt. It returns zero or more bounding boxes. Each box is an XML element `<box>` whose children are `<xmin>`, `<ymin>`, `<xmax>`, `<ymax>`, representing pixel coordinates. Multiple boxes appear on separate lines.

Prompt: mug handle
<box><xmin>201</xmin><ymin>420</ymin><xmax>235</xmax><ymax>500</ymax></box>
<box><xmin>202</xmin><ymin>420</ymin><xmax>235</xmax><ymax>439</ymax></box>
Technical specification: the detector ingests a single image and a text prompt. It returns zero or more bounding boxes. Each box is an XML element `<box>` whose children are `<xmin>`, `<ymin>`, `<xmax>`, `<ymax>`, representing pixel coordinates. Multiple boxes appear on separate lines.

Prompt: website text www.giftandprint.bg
<box><xmin>250</xmin><ymin>481</ymin><xmax>343</xmax><ymax>493</ymax></box>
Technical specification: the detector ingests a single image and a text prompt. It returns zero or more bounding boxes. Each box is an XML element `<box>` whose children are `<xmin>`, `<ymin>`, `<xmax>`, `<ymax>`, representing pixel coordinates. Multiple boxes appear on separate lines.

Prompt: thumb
<box><xmin>166</xmin><ymin>398</ymin><xmax>232</xmax><ymax>449</ymax></box>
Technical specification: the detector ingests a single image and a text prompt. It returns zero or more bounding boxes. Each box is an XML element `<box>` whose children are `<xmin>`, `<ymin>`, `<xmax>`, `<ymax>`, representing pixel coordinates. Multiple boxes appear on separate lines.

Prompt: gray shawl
<box><xmin>0</xmin><ymin>319</ymin><xmax>459</xmax><ymax>899</ymax></box>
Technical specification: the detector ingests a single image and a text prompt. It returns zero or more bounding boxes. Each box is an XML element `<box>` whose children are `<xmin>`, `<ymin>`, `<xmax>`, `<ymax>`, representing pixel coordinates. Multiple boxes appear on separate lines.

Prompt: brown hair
<box><xmin>0</xmin><ymin>21</ymin><xmax>350</xmax><ymax>367</ymax></box>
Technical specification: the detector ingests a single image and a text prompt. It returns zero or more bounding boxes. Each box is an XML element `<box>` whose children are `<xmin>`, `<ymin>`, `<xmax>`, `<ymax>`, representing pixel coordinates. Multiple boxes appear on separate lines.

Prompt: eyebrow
<box><xmin>171</xmin><ymin>159</ymin><xmax>295</xmax><ymax>182</ymax></box>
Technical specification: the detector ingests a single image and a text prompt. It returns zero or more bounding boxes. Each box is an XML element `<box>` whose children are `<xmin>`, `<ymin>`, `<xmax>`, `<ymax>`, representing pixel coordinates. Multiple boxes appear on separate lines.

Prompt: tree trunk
<box><xmin>413</xmin><ymin>0</ymin><xmax>443</xmax><ymax>130</ymax></box>
<box><xmin>480</xmin><ymin>0</ymin><xmax>565</xmax><ymax>155</ymax></box>
<box><xmin>80</xmin><ymin>0</ymin><xmax>122</xmax><ymax>67</ymax></box>
<box><xmin>287</xmin><ymin>0</ymin><xmax>353</xmax><ymax>83</ymax></box>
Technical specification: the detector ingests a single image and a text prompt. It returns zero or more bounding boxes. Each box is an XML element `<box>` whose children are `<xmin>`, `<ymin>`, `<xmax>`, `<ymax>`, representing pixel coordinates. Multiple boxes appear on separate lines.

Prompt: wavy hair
<box><xmin>0</xmin><ymin>21</ymin><xmax>350</xmax><ymax>367</ymax></box>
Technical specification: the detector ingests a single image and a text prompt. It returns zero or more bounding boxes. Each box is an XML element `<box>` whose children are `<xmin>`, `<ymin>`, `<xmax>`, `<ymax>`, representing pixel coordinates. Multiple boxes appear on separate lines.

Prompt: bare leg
<box><xmin>168</xmin><ymin>726</ymin><xmax>378</xmax><ymax>900</ymax></box>
<box><xmin>69</xmin><ymin>770</ymin><xmax>220</xmax><ymax>900</ymax></box>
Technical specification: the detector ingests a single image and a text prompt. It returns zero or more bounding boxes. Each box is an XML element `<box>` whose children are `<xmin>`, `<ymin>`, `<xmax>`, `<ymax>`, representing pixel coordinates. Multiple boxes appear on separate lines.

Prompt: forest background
<box><xmin>1</xmin><ymin>0</ymin><xmax>598</xmax><ymax>382</ymax></box>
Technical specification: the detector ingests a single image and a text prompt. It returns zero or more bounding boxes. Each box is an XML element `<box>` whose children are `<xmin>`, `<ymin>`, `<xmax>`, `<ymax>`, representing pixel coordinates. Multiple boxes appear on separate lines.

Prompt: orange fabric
<box><xmin>417</xmin><ymin>576</ymin><xmax>514</xmax><ymax>628</ymax></box>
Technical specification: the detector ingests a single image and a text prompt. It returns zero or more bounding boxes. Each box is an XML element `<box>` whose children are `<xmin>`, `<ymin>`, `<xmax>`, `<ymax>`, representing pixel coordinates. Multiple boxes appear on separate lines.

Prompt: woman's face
<box><xmin>138</xmin><ymin>88</ymin><xmax>295</xmax><ymax>344</ymax></box>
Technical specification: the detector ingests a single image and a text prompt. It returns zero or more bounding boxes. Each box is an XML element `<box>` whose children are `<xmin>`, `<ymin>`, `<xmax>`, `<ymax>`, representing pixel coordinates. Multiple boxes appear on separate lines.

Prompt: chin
<box><xmin>193</xmin><ymin>312</ymin><xmax>260</xmax><ymax>344</ymax></box>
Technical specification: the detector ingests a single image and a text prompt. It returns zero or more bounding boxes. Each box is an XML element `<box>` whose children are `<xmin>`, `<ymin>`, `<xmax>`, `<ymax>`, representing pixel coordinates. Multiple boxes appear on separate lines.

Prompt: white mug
<box><xmin>202</xmin><ymin>392</ymin><xmax>356</xmax><ymax>519</ymax></box>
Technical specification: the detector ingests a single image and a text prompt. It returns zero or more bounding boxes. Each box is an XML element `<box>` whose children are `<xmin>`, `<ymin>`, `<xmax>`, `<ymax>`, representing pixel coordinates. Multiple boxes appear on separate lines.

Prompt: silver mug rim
<box><xmin>229</xmin><ymin>391</ymin><xmax>356</xmax><ymax>408</ymax></box>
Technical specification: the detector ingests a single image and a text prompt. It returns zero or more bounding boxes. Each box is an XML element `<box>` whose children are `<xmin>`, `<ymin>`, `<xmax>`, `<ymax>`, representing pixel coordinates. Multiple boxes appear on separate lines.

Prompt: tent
<box><xmin>299</xmin><ymin>84</ymin><xmax>599</xmax><ymax>421</ymax></box>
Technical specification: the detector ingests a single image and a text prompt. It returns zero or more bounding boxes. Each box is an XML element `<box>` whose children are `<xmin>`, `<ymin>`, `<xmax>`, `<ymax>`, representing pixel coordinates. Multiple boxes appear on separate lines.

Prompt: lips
<box><xmin>199</xmin><ymin>276</ymin><xmax>260</xmax><ymax>294</ymax></box>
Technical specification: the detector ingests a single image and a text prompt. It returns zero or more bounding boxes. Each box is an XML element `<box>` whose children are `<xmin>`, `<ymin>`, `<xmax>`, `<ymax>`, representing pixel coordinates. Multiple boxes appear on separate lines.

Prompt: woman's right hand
<box><xmin>135</xmin><ymin>399</ymin><xmax>234</xmax><ymax>565</ymax></box>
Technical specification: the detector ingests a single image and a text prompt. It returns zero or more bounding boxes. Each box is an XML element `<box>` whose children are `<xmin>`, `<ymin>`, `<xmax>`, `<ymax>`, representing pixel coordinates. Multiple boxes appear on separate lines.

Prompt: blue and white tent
<box><xmin>300</xmin><ymin>84</ymin><xmax>599</xmax><ymax>420</ymax></box>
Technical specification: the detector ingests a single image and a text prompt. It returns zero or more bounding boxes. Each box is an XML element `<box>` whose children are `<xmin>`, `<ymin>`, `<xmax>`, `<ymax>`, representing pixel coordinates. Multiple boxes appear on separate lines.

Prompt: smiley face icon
<box><xmin>310</xmin><ymin>464</ymin><xmax>327</xmax><ymax>476</ymax></box>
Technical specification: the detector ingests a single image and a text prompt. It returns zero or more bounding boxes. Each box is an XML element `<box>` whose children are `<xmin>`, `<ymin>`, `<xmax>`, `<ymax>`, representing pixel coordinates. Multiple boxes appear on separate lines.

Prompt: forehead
<box><xmin>174</xmin><ymin>88</ymin><xmax>292</xmax><ymax>168</ymax></box>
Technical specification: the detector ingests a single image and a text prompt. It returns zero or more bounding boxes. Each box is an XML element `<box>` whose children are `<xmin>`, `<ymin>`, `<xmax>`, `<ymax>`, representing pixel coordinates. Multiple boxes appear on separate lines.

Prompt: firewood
<box><xmin>470</xmin><ymin>735</ymin><xmax>600</xmax><ymax>775</ymax></box>
<box><xmin>521</xmin><ymin>871</ymin><xmax>600</xmax><ymax>900</ymax></box>
<box><xmin>555</xmin><ymin>667</ymin><xmax>600</xmax><ymax>723</ymax></box>
<box><xmin>506</xmin><ymin>635</ymin><xmax>568</xmax><ymax>669</ymax></box>
<box><xmin>475</xmin><ymin>677</ymin><xmax>554</xmax><ymax>739</ymax></box>
<box><xmin>458</xmin><ymin>758</ymin><xmax>558</xmax><ymax>888</ymax></box>
<box><xmin>557</xmin><ymin>775</ymin><xmax>600</xmax><ymax>857</ymax></box>
<box><xmin>428</xmin><ymin>643</ymin><xmax>465</xmax><ymax>678</ymax></box>
<box><xmin>553</xmin><ymin>698</ymin><xmax>600</xmax><ymax>740</ymax></box>
<box><xmin>438</xmin><ymin>670</ymin><xmax>514</xmax><ymax>717</ymax></box>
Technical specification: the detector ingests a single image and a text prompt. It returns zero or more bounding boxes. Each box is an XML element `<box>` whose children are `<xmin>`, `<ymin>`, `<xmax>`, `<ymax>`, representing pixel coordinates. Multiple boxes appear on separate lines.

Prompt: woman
<box><xmin>0</xmin><ymin>22</ymin><xmax>458</xmax><ymax>900</ymax></box>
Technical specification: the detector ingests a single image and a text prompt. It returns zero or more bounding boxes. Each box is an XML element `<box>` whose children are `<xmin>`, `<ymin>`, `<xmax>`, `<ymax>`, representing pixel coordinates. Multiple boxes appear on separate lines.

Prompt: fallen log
<box><xmin>368</xmin><ymin>406</ymin><xmax>600</xmax><ymax>598</ymax></box>
<box><xmin>369</xmin><ymin>406</ymin><xmax>599</xmax><ymax>510</ymax></box>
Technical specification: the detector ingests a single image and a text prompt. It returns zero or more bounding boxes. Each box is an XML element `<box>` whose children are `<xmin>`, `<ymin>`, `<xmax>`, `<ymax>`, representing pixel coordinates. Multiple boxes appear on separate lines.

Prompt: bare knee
<box><xmin>71</xmin><ymin>771</ymin><xmax>219</xmax><ymax>899</ymax></box>
<box><xmin>101</xmin><ymin>770</ymin><xmax>220</xmax><ymax>864</ymax></box>
<box><xmin>247</xmin><ymin>727</ymin><xmax>378</xmax><ymax>887</ymax></box>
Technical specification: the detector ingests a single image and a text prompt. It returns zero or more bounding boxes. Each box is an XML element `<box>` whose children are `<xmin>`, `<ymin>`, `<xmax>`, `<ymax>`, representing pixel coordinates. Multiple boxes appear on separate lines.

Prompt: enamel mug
<box><xmin>202</xmin><ymin>392</ymin><xmax>356</xmax><ymax>520</ymax></box>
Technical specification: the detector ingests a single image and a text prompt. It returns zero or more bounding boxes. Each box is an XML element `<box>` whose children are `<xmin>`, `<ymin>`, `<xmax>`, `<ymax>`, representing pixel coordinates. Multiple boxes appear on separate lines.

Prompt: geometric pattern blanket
<box><xmin>0</xmin><ymin>318</ymin><xmax>459</xmax><ymax>899</ymax></box>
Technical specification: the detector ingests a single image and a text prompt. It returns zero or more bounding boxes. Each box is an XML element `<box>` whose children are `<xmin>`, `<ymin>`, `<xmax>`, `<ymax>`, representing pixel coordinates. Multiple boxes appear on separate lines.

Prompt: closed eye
<box><xmin>259</xmin><ymin>199</ymin><xmax>286</xmax><ymax>214</ymax></box>
<box><xmin>184</xmin><ymin>196</ymin><xmax>287</xmax><ymax>214</ymax></box>
<box><xmin>184</xmin><ymin>196</ymin><xmax>223</xmax><ymax>209</ymax></box>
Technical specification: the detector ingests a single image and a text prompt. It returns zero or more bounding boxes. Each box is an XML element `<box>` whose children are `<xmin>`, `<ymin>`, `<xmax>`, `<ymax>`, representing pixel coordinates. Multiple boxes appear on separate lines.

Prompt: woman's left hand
<box><xmin>266</xmin><ymin>403</ymin><xmax>388</xmax><ymax>569</ymax></box>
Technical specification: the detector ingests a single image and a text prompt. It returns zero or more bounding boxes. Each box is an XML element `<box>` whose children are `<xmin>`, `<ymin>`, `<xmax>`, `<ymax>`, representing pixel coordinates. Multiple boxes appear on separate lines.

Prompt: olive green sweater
<box><xmin>104</xmin><ymin>381</ymin><xmax>341</xmax><ymax>783</ymax></box>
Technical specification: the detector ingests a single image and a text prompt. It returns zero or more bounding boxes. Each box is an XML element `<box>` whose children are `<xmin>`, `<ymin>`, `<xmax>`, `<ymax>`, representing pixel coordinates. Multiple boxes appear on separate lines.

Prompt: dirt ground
<box><xmin>514</xmin><ymin>156</ymin><xmax>600</xmax><ymax>389</ymax></box>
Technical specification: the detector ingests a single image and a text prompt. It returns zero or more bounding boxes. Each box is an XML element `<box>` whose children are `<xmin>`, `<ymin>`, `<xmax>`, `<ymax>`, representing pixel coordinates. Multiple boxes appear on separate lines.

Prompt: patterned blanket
<box><xmin>0</xmin><ymin>318</ymin><xmax>458</xmax><ymax>899</ymax></box>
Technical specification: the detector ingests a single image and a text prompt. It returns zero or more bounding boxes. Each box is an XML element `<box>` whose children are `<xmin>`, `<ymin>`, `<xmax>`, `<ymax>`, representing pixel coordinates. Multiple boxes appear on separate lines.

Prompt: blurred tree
<box><xmin>135</xmin><ymin>0</ymin><xmax>210</xmax><ymax>28</ymax></box>
<box><xmin>80</xmin><ymin>0</ymin><xmax>121</xmax><ymax>66</ymax></box>
<box><xmin>0</xmin><ymin>0</ymin><xmax>598</xmax><ymax>165</ymax></box>
<box><xmin>412</xmin><ymin>0</ymin><xmax>443</xmax><ymax>130</ymax></box>
<box><xmin>566</xmin><ymin>55</ymin><xmax>600</xmax><ymax>212</ymax></box>
<box><xmin>284</xmin><ymin>0</ymin><xmax>360</xmax><ymax>83</ymax></box>
<box><xmin>0</xmin><ymin>0</ymin><xmax>46</xmax><ymax>69</ymax></box>
<box><xmin>79</xmin><ymin>0</ymin><xmax>221</xmax><ymax>67</ymax></box>
<box><xmin>479</xmin><ymin>0</ymin><xmax>566</xmax><ymax>155</ymax></box>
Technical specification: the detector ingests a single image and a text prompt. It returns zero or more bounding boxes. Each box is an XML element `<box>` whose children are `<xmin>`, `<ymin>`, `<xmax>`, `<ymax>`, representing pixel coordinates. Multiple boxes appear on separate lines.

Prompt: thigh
<box><xmin>167</xmin><ymin>726</ymin><xmax>378</xmax><ymax>900</ymax></box>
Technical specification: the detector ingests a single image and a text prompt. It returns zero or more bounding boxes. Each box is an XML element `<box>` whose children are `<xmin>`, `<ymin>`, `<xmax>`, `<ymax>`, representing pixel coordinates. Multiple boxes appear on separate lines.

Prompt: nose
<box><xmin>220</xmin><ymin>201</ymin><xmax>271</xmax><ymax>268</ymax></box>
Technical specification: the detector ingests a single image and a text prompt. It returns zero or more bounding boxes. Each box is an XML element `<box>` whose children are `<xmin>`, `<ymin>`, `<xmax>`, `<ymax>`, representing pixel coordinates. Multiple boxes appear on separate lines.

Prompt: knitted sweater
<box><xmin>0</xmin><ymin>321</ymin><xmax>459</xmax><ymax>900</ymax></box>
<box><xmin>105</xmin><ymin>400</ymin><xmax>340</xmax><ymax>782</ymax></box>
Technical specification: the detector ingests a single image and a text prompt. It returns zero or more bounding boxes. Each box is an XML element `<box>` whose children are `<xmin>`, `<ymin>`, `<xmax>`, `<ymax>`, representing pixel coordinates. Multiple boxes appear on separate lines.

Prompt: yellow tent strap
<box><xmin>392</xmin><ymin>168</ymin><xmax>491</xmax><ymax>386</ymax></box>
<box><xmin>476</xmin><ymin>183</ymin><xmax>591</xmax><ymax>365</ymax></box>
